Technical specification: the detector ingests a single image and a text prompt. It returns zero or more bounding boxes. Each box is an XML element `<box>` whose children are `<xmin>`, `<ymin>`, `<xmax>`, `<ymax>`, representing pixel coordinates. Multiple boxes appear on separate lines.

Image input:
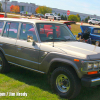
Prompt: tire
<box><xmin>89</xmin><ymin>22</ymin><xmax>92</xmax><ymax>25</ymax></box>
<box><xmin>54</xmin><ymin>17</ymin><xmax>56</xmax><ymax>20</ymax></box>
<box><xmin>50</xmin><ymin>67</ymin><xmax>81</xmax><ymax>99</ymax></box>
<box><xmin>46</xmin><ymin>16</ymin><xmax>48</xmax><ymax>19</ymax></box>
<box><xmin>0</xmin><ymin>52</ymin><xmax>10</xmax><ymax>73</ymax></box>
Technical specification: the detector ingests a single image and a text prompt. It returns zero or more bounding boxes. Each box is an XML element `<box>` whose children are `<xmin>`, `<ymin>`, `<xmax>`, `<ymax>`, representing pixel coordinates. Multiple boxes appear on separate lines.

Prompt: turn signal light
<box><xmin>74</xmin><ymin>59</ymin><xmax>79</xmax><ymax>62</ymax></box>
<box><xmin>87</xmin><ymin>71</ymin><xmax>98</xmax><ymax>75</ymax></box>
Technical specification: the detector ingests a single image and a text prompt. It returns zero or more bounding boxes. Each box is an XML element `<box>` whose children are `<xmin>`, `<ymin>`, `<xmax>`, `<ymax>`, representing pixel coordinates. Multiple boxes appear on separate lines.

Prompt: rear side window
<box><xmin>0</xmin><ymin>21</ymin><xmax>4</xmax><ymax>34</ymax></box>
<box><xmin>19</xmin><ymin>23</ymin><xmax>37</xmax><ymax>41</ymax></box>
<box><xmin>3</xmin><ymin>22</ymin><xmax>19</xmax><ymax>38</ymax></box>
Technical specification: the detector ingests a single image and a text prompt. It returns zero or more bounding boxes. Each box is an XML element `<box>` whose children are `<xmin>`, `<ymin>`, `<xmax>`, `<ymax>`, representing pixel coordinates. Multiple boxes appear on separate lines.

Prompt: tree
<box><xmin>14</xmin><ymin>5</ymin><xmax>20</xmax><ymax>13</ymax></box>
<box><xmin>10</xmin><ymin>5</ymin><xmax>15</xmax><ymax>12</ymax></box>
<box><xmin>58</xmin><ymin>13</ymin><xmax>60</xmax><ymax>16</ymax></box>
<box><xmin>76</xmin><ymin>14</ymin><xmax>81</xmax><ymax>22</ymax></box>
<box><xmin>84</xmin><ymin>16</ymin><xmax>90</xmax><ymax>23</ymax></box>
<box><xmin>0</xmin><ymin>3</ymin><xmax>3</xmax><ymax>12</ymax></box>
<box><xmin>61</xmin><ymin>15</ymin><xmax>64</xmax><ymax>20</ymax></box>
<box><xmin>68</xmin><ymin>15</ymin><xmax>80</xmax><ymax>22</ymax></box>
<box><xmin>10</xmin><ymin>5</ymin><xmax>20</xmax><ymax>13</ymax></box>
<box><xmin>35</xmin><ymin>7</ymin><xmax>39</xmax><ymax>14</ymax></box>
<box><xmin>64</xmin><ymin>15</ymin><xmax>67</xmax><ymax>20</ymax></box>
<box><xmin>35</xmin><ymin>6</ymin><xmax>52</xmax><ymax>15</ymax></box>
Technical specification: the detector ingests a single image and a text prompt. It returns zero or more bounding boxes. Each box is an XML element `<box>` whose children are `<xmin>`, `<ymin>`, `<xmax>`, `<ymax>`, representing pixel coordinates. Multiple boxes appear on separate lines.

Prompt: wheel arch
<box><xmin>47</xmin><ymin>58</ymin><xmax>81</xmax><ymax>78</ymax></box>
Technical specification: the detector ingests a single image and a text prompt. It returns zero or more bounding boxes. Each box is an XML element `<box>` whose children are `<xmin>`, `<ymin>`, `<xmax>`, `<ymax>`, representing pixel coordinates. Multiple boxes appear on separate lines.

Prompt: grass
<box><xmin>0</xmin><ymin>66</ymin><xmax>62</xmax><ymax>100</ymax></box>
<box><xmin>71</xmin><ymin>24</ymin><xmax>81</xmax><ymax>35</ymax></box>
<box><xmin>1</xmin><ymin>65</ymin><xmax>100</xmax><ymax>100</ymax></box>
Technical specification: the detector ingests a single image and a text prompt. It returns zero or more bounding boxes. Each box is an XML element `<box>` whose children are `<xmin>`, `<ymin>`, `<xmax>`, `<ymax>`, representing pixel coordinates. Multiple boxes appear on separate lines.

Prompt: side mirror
<box><xmin>27</xmin><ymin>34</ymin><xmax>36</xmax><ymax>46</ymax></box>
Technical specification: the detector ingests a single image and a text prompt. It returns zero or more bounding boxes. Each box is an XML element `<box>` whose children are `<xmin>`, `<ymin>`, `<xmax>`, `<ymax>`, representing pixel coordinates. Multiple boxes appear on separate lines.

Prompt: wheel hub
<box><xmin>56</xmin><ymin>74</ymin><xmax>70</xmax><ymax>93</ymax></box>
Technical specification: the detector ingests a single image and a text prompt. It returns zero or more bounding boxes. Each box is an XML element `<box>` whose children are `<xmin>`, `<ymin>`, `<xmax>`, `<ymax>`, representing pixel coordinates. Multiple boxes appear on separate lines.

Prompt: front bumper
<box><xmin>81</xmin><ymin>76</ymin><xmax>100</xmax><ymax>87</ymax></box>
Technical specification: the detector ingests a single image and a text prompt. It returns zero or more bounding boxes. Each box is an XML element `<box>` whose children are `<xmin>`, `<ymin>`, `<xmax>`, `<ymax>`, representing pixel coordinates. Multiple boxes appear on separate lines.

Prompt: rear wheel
<box><xmin>46</xmin><ymin>16</ymin><xmax>48</xmax><ymax>19</ymax></box>
<box><xmin>0</xmin><ymin>52</ymin><xmax>10</xmax><ymax>73</ymax></box>
<box><xmin>50</xmin><ymin>67</ymin><xmax>81</xmax><ymax>99</ymax></box>
<box><xmin>54</xmin><ymin>17</ymin><xmax>56</xmax><ymax>20</ymax></box>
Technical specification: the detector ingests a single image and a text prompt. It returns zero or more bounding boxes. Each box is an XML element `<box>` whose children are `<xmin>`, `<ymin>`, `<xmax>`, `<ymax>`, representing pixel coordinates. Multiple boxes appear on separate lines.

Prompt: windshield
<box><xmin>36</xmin><ymin>23</ymin><xmax>76</xmax><ymax>42</ymax></box>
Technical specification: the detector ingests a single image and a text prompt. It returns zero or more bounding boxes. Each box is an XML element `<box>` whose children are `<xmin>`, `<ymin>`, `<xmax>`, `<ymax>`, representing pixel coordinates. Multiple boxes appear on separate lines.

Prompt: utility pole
<box><xmin>5</xmin><ymin>0</ymin><xmax>7</xmax><ymax>17</ymax></box>
<box><xmin>3</xmin><ymin>0</ymin><xmax>9</xmax><ymax>17</ymax></box>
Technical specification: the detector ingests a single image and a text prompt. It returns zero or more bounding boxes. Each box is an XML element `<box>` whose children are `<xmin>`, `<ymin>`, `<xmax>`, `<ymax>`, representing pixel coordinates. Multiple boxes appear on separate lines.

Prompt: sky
<box><xmin>12</xmin><ymin>0</ymin><xmax>100</xmax><ymax>16</ymax></box>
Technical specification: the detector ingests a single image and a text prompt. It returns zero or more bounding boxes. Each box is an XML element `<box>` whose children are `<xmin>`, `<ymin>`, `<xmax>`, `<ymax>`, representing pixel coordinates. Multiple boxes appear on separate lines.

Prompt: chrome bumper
<box><xmin>81</xmin><ymin>77</ymin><xmax>100</xmax><ymax>87</ymax></box>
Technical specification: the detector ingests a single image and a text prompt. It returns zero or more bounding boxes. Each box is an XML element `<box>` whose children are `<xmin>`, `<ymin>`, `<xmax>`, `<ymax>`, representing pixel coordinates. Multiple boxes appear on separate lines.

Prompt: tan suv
<box><xmin>0</xmin><ymin>18</ymin><xmax>100</xmax><ymax>99</ymax></box>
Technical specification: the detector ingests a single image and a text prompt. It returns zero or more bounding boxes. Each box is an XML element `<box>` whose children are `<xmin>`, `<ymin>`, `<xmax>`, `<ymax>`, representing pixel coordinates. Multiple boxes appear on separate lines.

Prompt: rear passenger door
<box><xmin>0</xmin><ymin>21</ymin><xmax>19</xmax><ymax>62</ymax></box>
<box><xmin>15</xmin><ymin>23</ymin><xmax>40</xmax><ymax>70</ymax></box>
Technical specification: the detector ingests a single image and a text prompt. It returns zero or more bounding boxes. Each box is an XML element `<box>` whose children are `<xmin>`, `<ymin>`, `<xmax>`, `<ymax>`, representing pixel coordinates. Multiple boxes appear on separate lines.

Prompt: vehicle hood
<box><xmin>53</xmin><ymin>41</ymin><xmax>100</xmax><ymax>60</ymax></box>
<box><xmin>80</xmin><ymin>25</ymin><xmax>91</xmax><ymax>33</ymax></box>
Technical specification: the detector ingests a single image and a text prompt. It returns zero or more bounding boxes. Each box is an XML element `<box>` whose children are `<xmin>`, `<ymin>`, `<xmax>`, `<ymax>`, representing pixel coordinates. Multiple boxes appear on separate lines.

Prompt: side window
<box><xmin>0</xmin><ymin>21</ymin><xmax>4</xmax><ymax>34</ymax></box>
<box><xmin>19</xmin><ymin>23</ymin><xmax>37</xmax><ymax>41</ymax></box>
<box><xmin>3</xmin><ymin>22</ymin><xmax>19</xmax><ymax>38</ymax></box>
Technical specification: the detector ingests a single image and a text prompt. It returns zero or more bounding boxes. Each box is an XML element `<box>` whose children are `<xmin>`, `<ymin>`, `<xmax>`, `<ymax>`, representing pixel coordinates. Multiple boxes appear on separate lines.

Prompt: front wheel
<box><xmin>50</xmin><ymin>67</ymin><xmax>81</xmax><ymax>99</ymax></box>
<box><xmin>54</xmin><ymin>17</ymin><xmax>56</xmax><ymax>20</ymax></box>
<box><xmin>46</xmin><ymin>16</ymin><xmax>48</xmax><ymax>19</ymax></box>
<box><xmin>89</xmin><ymin>22</ymin><xmax>92</xmax><ymax>25</ymax></box>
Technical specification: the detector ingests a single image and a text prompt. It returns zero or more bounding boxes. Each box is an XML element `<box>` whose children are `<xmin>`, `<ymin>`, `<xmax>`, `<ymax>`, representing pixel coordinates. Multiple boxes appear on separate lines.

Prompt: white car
<box><xmin>45</xmin><ymin>13</ymin><xmax>61</xmax><ymax>20</ymax></box>
<box><xmin>88</xmin><ymin>18</ymin><xmax>100</xmax><ymax>25</ymax></box>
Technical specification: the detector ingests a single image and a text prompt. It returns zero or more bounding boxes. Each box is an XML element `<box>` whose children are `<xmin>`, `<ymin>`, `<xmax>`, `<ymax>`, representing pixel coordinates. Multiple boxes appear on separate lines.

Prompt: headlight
<box><xmin>94</xmin><ymin>63</ymin><xmax>98</xmax><ymax>69</ymax></box>
<box><xmin>87</xmin><ymin>63</ymin><xmax>93</xmax><ymax>69</ymax></box>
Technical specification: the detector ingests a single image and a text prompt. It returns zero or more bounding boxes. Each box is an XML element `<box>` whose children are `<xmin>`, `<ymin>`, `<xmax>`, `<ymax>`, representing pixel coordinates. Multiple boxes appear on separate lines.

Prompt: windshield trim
<box><xmin>36</xmin><ymin>23</ymin><xmax>76</xmax><ymax>42</ymax></box>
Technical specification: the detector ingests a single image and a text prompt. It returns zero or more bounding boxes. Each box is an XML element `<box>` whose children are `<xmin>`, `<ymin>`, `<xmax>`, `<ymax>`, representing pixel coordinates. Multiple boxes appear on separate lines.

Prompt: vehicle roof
<box><xmin>0</xmin><ymin>18</ymin><xmax>63</xmax><ymax>24</ymax></box>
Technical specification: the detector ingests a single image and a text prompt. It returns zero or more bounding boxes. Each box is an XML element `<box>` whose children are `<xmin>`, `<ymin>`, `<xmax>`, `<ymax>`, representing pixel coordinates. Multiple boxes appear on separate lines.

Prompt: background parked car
<box><xmin>34</xmin><ymin>14</ymin><xmax>45</xmax><ymax>18</ymax></box>
<box><xmin>20</xmin><ymin>11</ymin><xmax>32</xmax><ymax>16</ymax></box>
<box><xmin>88</xmin><ymin>18</ymin><xmax>100</xmax><ymax>25</ymax></box>
<box><xmin>78</xmin><ymin>25</ymin><xmax>100</xmax><ymax>46</ymax></box>
<box><xmin>45</xmin><ymin>13</ymin><xmax>61</xmax><ymax>20</ymax></box>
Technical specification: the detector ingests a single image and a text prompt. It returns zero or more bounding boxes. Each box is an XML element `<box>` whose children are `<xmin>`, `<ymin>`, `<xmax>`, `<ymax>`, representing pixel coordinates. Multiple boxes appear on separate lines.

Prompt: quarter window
<box><xmin>19</xmin><ymin>23</ymin><xmax>37</xmax><ymax>41</ymax></box>
<box><xmin>3</xmin><ymin>22</ymin><xmax>19</xmax><ymax>38</ymax></box>
<box><xmin>0</xmin><ymin>21</ymin><xmax>4</xmax><ymax>34</ymax></box>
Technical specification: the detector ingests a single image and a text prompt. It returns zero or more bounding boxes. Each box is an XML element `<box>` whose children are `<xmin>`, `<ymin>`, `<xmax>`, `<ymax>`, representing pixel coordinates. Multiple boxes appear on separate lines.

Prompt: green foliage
<box><xmin>64</xmin><ymin>15</ymin><xmax>67</xmax><ymax>20</ymax></box>
<box><xmin>36</xmin><ymin>6</ymin><xmax>52</xmax><ymax>15</ymax></box>
<box><xmin>61</xmin><ymin>15</ymin><xmax>67</xmax><ymax>20</ymax></box>
<box><xmin>84</xmin><ymin>16</ymin><xmax>90</xmax><ymax>23</ymax></box>
<box><xmin>68</xmin><ymin>15</ymin><xmax>80</xmax><ymax>22</ymax></box>
<box><xmin>76</xmin><ymin>14</ymin><xmax>81</xmax><ymax>21</ymax></box>
<box><xmin>0</xmin><ymin>3</ymin><xmax>3</xmax><ymax>12</ymax></box>
<box><xmin>58</xmin><ymin>13</ymin><xmax>60</xmax><ymax>16</ymax></box>
<box><xmin>61</xmin><ymin>15</ymin><xmax>64</xmax><ymax>20</ymax></box>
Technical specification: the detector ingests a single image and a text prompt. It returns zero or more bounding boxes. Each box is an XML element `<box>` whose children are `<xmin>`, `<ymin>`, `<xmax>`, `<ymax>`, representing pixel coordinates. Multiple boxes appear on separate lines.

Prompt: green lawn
<box><xmin>71</xmin><ymin>24</ymin><xmax>81</xmax><ymax>35</ymax></box>
<box><xmin>1</xmin><ymin>65</ymin><xmax>100</xmax><ymax>100</ymax></box>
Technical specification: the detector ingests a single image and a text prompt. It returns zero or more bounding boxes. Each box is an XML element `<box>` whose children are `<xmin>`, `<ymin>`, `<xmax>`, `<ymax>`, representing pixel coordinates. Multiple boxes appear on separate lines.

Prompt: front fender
<box><xmin>48</xmin><ymin>58</ymin><xmax>82</xmax><ymax>78</ymax></box>
<box><xmin>39</xmin><ymin>52</ymin><xmax>82</xmax><ymax>78</ymax></box>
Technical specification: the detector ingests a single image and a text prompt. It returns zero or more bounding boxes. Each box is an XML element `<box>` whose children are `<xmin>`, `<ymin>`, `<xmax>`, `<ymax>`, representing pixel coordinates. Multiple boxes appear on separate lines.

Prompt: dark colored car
<box><xmin>78</xmin><ymin>25</ymin><xmax>100</xmax><ymax>46</ymax></box>
<box><xmin>34</xmin><ymin>14</ymin><xmax>45</xmax><ymax>18</ymax></box>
